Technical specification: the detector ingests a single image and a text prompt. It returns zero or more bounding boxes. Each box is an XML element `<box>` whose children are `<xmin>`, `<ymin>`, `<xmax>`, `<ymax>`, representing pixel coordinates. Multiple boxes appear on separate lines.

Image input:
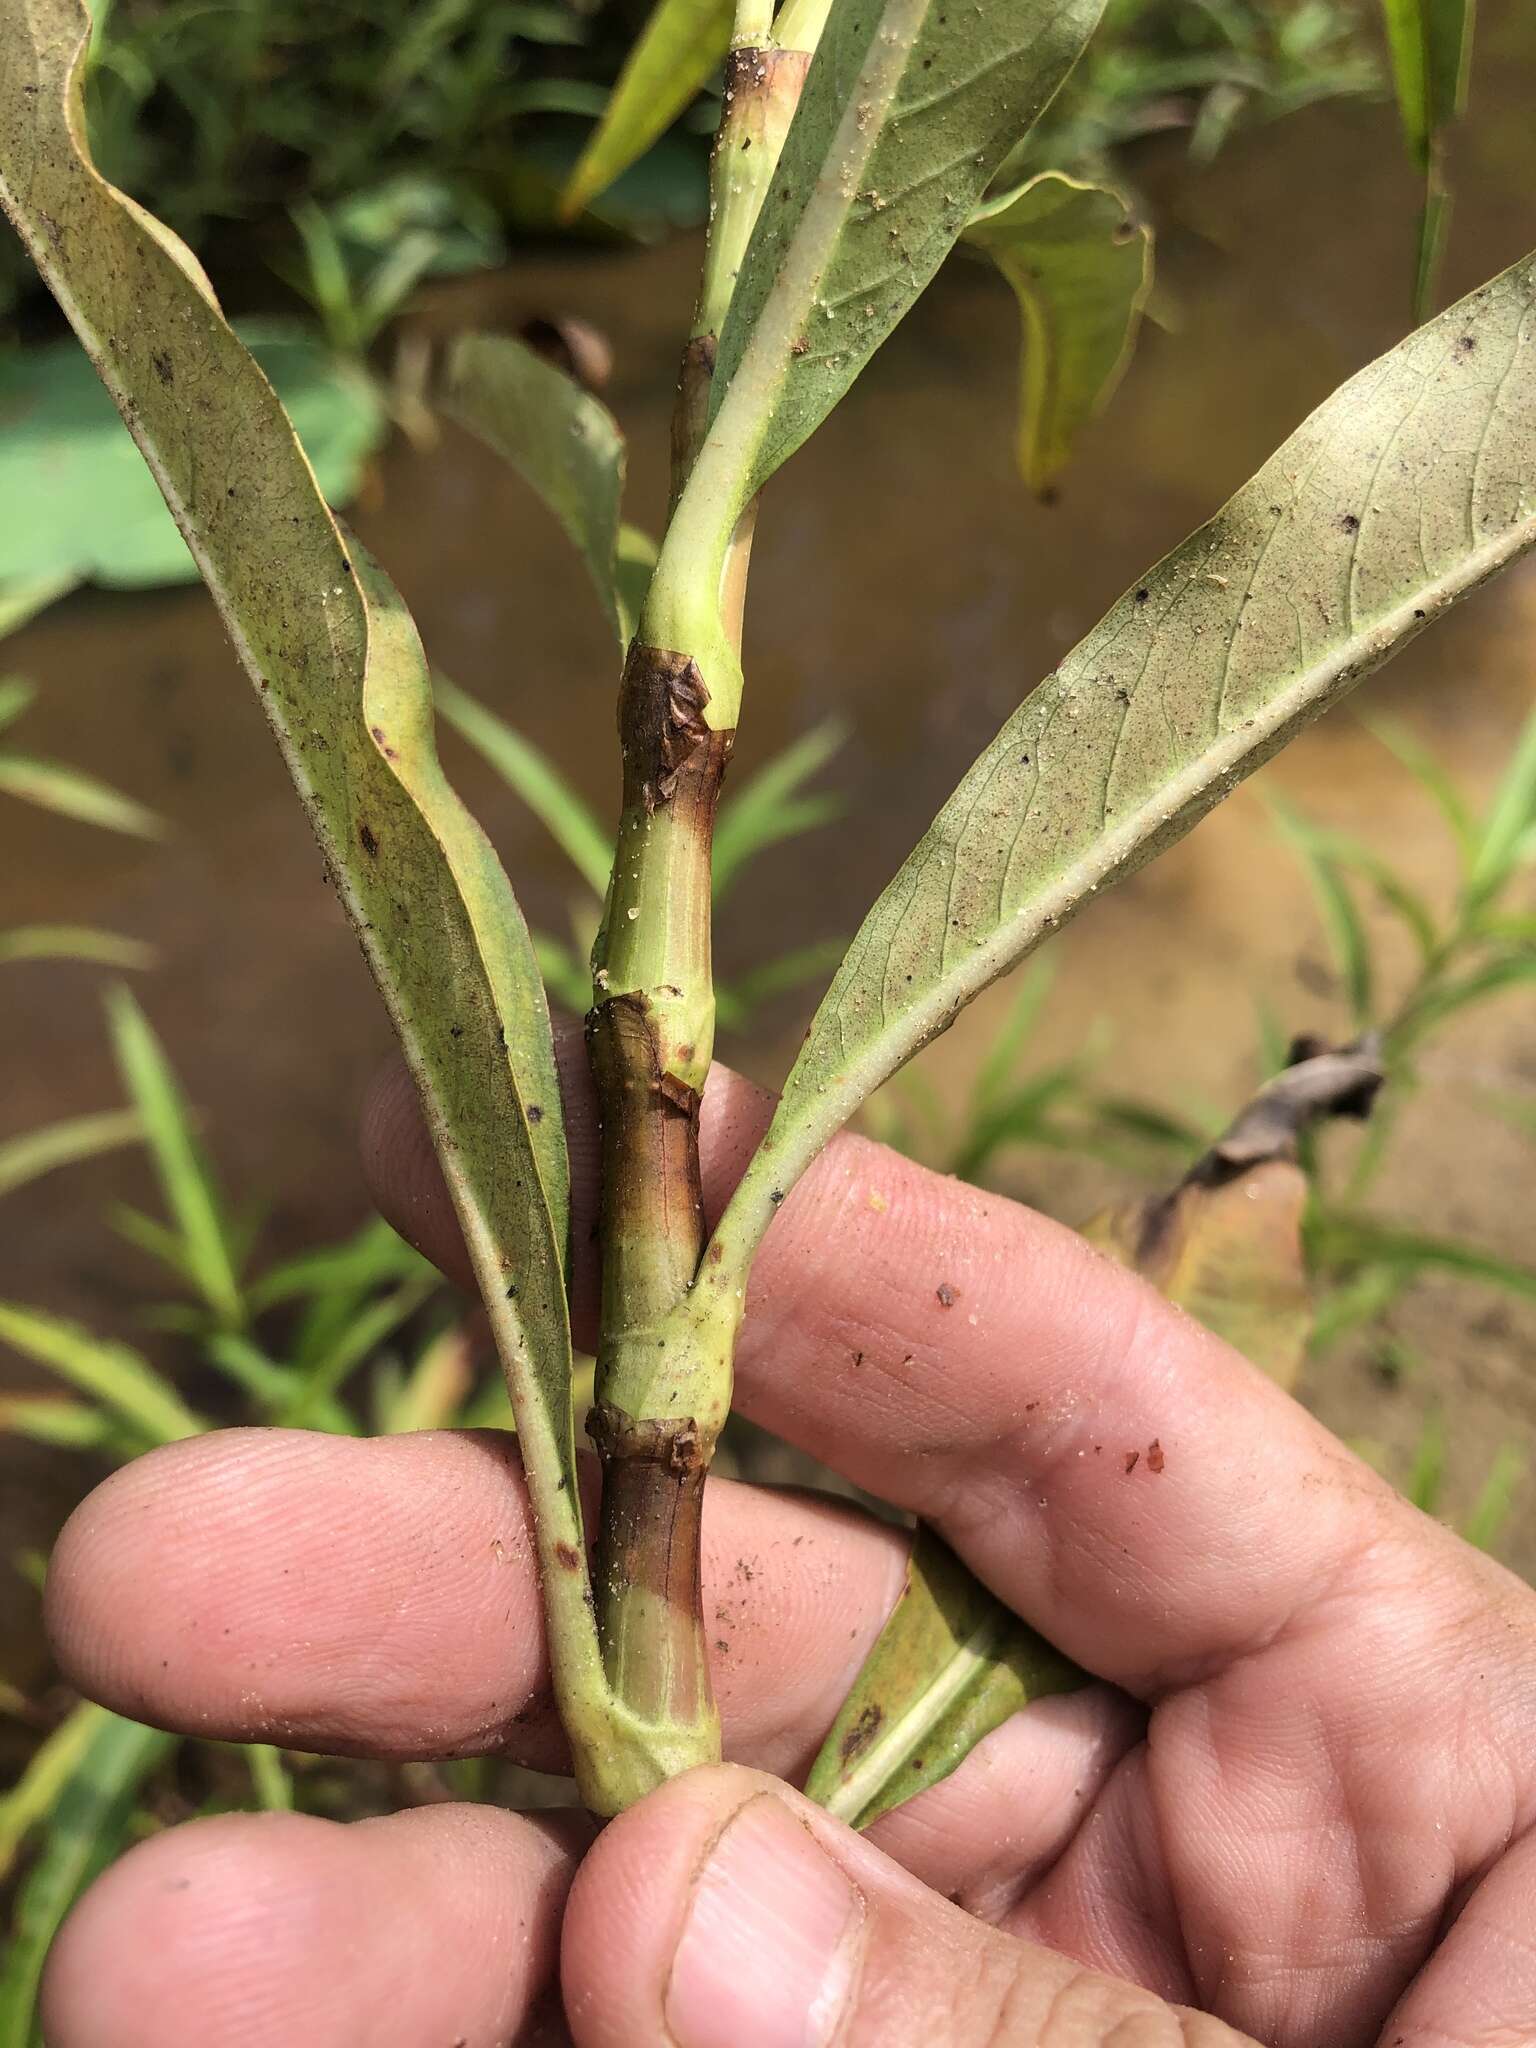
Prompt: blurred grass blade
<box><xmin>106</xmin><ymin>985</ymin><xmax>245</xmax><ymax>1329</ymax></box>
<box><xmin>0</xmin><ymin>676</ymin><xmax>35</xmax><ymax>730</ymax></box>
<box><xmin>0</xmin><ymin>1301</ymin><xmax>204</xmax><ymax>1442</ymax></box>
<box><xmin>0</xmin><ymin>573</ymin><xmax>78</xmax><ymax>638</ymax></box>
<box><xmin>441</xmin><ymin>333</ymin><xmax>637</xmax><ymax>647</ymax></box>
<box><xmin>1379</xmin><ymin>0</ymin><xmax>1474</xmax><ymax>316</ymax></box>
<box><xmin>559</xmin><ymin>0</ymin><xmax>732</xmax><ymax>222</ymax></box>
<box><xmin>705</xmin><ymin>254</ymin><xmax>1536</xmax><ymax>1283</ymax></box>
<box><xmin>964</xmin><ymin>171</ymin><xmax>1152</xmax><ymax>494</ymax></box>
<box><xmin>277</xmin><ymin>1273</ymin><xmax>437</xmax><ymax>1428</ymax></box>
<box><xmin>805</xmin><ymin>1524</ymin><xmax>1082</xmax><ymax>1829</ymax></box>
<box><xmin>0</xmin><ymin>1393</ymin><xmax>121</xmax><ymax>1447</ymax></box>
<box><xmin>714</xmin><ymin>938</ymin><xmax>846</xmax><ymax>1030</ymax></box>
<box><xmin>1270</xmin><ymin>801</ymin><xmax>1375</xmax><ymax>1025</ymax></box>
<box><xmin>0</xmin><ymin>9</ymin><xmax>603</xmax><ymax>1764</ymax></box>
<box><xmin>0</xmin><ymin>1710</ymin><xmax>174</xmax><ymax>2048</ymax></box>
<box><xmin>0</xmin><ymin>1701</ymin><xmax>108</xmax><ymax>1881</ymax></box>
<box><xmin>245</xmin><ymin>1743</ymin><xmax>294</xmax><ymax>1811</ymax></box>
<box><xmin>1408</xmin><ymin>1407</ymin><xmax>1447</xmax><ymax>1512</ymax></box>
<box><xmin>972</xmin><ymin>960</ymin><xmax>1056</xmax><ymax>1114</ymax></box>
<box><xmin>436</xmin><ymin>676</ymin><xmax>613</xmax><ymax>899</ymax></box>
<box><xmin>1462</xmin><ymin>1444</ymin><xmax>1525</xmax><ymax>1552</ymax></box>
<box><xmin>0</xmin><ymin>752</ymin><xmax>164</xmax><ymax>836</ymax></box>
<box><xmin>1393</xmin><ymin>955</ymin><xmax>1536</xmax><ymax>1050</ymax></box>
<box><xmin>247</xmin><ymin>1215</ymin><xmax>428</xmax><ymax>1316</ymax></box>
<box><xmin>712</xmin><ymin>718</ymin><xmax>848</xmax><ymax>898</ymax></box>
<box><xmin>378</xmin><ymin>1320</ymin><xmax>475</xmax><ymax>1432</ymax></box>
<box><xmin>1269</xmin><ymin>812</ymin><xmax>1438</xmax><ymax>963</ymax></box>
<box><xmin>1467</xmin><ymin>699</ymin><xmax>1536</xmax><ymax>905</ymax></box>
<box><xmin>534</xmin><ymin>927</ymin><xmax>595</xmax><ymax>1014</ymax></box>
<box><xmin>0</xmin><ymin>924</ymin><xmax>156</xmax><ymax>969</ymax></box>
<box><xmin>1366</xmin><ymin>713</ymin><xmax>1479</xmax><ymax>863</ymax></box>
<box><xmin>1310</xmin><ymin>1213</ymin><xmax>1536</xmax><ymax>1299</ymax></box>
<box><xmin>0</xmin><ymin>1106</ymin><xmax>145</xmax><ymax>1199</ymax></box>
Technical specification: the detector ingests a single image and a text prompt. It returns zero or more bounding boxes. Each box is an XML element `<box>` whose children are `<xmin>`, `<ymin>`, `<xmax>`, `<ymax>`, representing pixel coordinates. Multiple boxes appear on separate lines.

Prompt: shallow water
<box><xmin>3</xmin><ymin>9</ymin><xmax>1535</xmax><ymax>1601</ymax></box>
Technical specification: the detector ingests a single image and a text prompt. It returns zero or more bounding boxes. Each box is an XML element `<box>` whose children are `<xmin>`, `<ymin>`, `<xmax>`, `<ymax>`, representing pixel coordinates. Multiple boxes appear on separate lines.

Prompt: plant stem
<box><xmin>582</xmin><ymin>24</ymin><xmax>817</xmax><ymax>1815</ymax></box>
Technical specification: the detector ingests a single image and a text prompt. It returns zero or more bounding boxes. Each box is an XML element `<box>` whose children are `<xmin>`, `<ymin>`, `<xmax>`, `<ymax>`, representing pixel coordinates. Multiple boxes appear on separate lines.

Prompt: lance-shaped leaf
<box><xmin>705</xmin><ymin>252</ymin><xmax>1536</xmax><ymax>1284</ymax></box>
<box><xmin>0</xmin><ymin>751</ymin><xmax>164</xmax><ymax>837</ymax></box>
<box><xmin>0</xmin><ymin>0</ymin><xmax>615</xmax><ymax>1764</ymax></box>
<box><xmin>442</xmin><ymin>333</ymin><xmax>640</xmax><ymax>648</ymax></box>
<box><xmin>649</xmin><ymin>0</ymin><xmax>1105</xmax><ymax>700</ymax></box>
<box><xmin>558</xmin><ymin>0</ymin><xmax>733</xmax><ymax>224</ymax></box>
<box><xmin>805</xmin><ymin>1524</ymin><xmax>1082</xmax><ymax>1829</ymax></box>
<box><xmin>963</xmin><ymin>171</ymin><xmax>1151</xmax><ymax>495</ymax></box>
<box><xmin>1082</xmin><ymin>1042</ymin><xmax>1384</xmax><ymax>1391</ymax></box>
<box><xmin>0</xmin><ymin>1107</ymin><xmax>145</xmax><ymax>1200</ymax></box>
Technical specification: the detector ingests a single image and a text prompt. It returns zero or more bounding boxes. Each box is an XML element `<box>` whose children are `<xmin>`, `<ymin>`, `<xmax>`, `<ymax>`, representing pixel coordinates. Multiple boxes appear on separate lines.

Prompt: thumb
<box><xmin>561</xmin><ymin>1764</ymin><xmax>1254</xmax><ymax>2046</ymax></box>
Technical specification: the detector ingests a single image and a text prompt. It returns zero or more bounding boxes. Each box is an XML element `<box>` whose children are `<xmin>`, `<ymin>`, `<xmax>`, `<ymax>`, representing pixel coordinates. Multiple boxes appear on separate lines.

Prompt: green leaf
<box><xmin>0</xmin><ymin>924</ymin><xmax>156</xmax><ymax>969</ymax></box>
<box><xmin>652</xmin><ymin>0</ymin><xmax>1105</xmax><ymax>705</ymax></box>
<box><xmin>712</xmin><ymin>718</ymin><xmax>848</xmax><ymax>898</ymax></box>
<box><xmin>1311</xmin><ymin>1212</ymin><xmax>1536</xmax><ymax>1300</ymax></box>
<box><xmin>0</xmin><ymin>753</ymin><xmax>163</xmax><ymax>837</ymax></box>
<box><xmin>1462</xmin><ymin>1444</ymin><xmax>1524</xmax><ymax>1553</ymax></box>
<box><xmin>1268</xmin><ymin>810</ymin><xmax>1439</xmax><ymax>963</ymax></box>
<box><xmin>0</xmin><ymin>1107</ymin><xmax>145</xmax><ymax>1200</ymax></box>
<box><xmin>0</xmin><ymin>6</ymin><xmax>613</xmax><ymax>1774</ymax></box>
<box><xmin>0</xmin><ymin>1709</ymin><xmax>174</xmax><ymax>2048</ymax></box>
<box><xmin>1394</xmin><ymin>954</ymin><xmax>1536</xmax><ymax>1049</ymax></box>
<box><xmin>276</xmin><ymin>1273</ymin><xmax>437</xmax><ymax>1428</ymax></box>
<box><xmin>442</xmin><ymin>332</ymin><xmax>638</xmax><ymax>647</ymax></box>
<box><xmin>436</xmin><ymin>675</ymin><xmax>613</xmax><ymax>899</ymax></box>
<box><xmin>964</xmin><ymin>171</ymin><xmax>1152</xmax><ymax>494</ymax></box>
<box><xmin>0</xmin><ymin>325</ymin><xmax>386</xmax><ymax>594</ymax></box>
<box><xmin>704</xmin><ymin>252</ymin><xmax>1536</xmax><ymax>1283</ymax></box>
<box><xmin>106</xmin><ymin>986</ymin><xmax>245</xmax><ymax>1329</ymax></box>
<box><xmin>376</xmin><ymin>1321</ymin><xmax>475</xmax><ymax>1433</ymax></box>
<box><xmin>0</xmin><ymin>1701</ymin><xmax>110</xmax><ymax>1881</ymax></box>
<box><xmin>714</xmin><ymin>937</ymin><xmax>847</xmax><ymax>1030</ymax></box>
<box><xmin>804</xmin><ymin>1524</ymin><xmax>1082</xmax><ymax>1829</ymax></box>
<box><xmin>0</xmin><ymin>1301</ymin><xmax>204</xmax><ymax>1444</ymax></box>
<box><xmin>559</xmin><ymin>0</ymin><xmax>732</xmax><ymax>222</ymax></box>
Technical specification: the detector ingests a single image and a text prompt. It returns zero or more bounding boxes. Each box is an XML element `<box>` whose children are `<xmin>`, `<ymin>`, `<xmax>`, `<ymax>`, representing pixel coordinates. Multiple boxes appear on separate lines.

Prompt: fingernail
<box><xmin>665</xmin><ymin>1794</ymin><xmax>866</xmax><ymax>2048</ymax></box>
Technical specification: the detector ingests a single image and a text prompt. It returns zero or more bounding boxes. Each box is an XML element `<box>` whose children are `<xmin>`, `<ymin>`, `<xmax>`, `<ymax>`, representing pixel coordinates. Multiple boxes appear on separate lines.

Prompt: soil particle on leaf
<box><xmin>1147</xmin><ymin>1440</ymin><xmax>1165</xmax><ymax>1473</ymax></box>
<box><xmin>1124</xmin><ymin>1450</ymin><xmax>1140</xmax><ymax>1473</ymax></box>
<box><xmin>936</xmin><ymin>1282</ymin><xmax>957</xmax><ymax>1307</ymax></box>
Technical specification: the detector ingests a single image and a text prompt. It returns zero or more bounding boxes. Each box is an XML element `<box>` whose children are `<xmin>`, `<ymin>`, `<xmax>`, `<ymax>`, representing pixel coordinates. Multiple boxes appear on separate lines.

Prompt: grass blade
<box><xmin>0</xmin><ymin>753</ymin><xmax>163</xmax><ymax>837</ymax></box>
<box><xmin>0</xmin><ymin>1711</ymin><xmax>174</xmax><ymax>2048</ymax></box>
<box><xmin>0</xmin><ymin>1108</ymin><xmax>144</xmax><ymax>1199</ymax></box>
<box><xmin>105</xmin><ymin>985</ymin><xmax>245</xmax><ymax>1329</ymax></box>
<box><xmin>0</xmin><ymin>1301</ymin><xmax>204</xmax><ymax>1443</ymax></box>
<box><xmin>0</xmin><ymin>925</ymin><xmax>156</xmax><ymax>969</ymax></box>
<box><xmin>436</xmin><ymin>676</ymin><xmax>613</xmax><ymax>899</ymax></box>
<box><xmin>711</xmin><ymin>718</ymin><xmax>848</xmax><ymax>898</ymax></box>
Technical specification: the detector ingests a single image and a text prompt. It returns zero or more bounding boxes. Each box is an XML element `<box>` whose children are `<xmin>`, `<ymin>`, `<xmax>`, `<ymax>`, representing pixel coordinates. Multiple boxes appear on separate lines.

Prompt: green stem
<box><xmin>581</xmin><ymin>29</ymin><xmax>816</xmax><ymax>1815</ymax></box>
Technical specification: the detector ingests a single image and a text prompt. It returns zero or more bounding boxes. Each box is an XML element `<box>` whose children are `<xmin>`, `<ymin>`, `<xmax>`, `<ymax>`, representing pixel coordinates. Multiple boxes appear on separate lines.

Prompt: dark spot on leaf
<box><xmin>555</xmin><ymin>1543</ymin><xmax>582</xmax><ymax>1571</ymax></box>
<box><xmin>1340</xmin><ymin>513</ymin><xmax>1360</xmax><ymax>532</ymax></box>
<box><xmin>1414</xmin><ymin>608</ymin><xmax>1426</xmax><ymax>620</ymax></box>
<box><xmin>1457</xmin><ymin>333</ymin><xmax>1477</xmax><ymax>353</ymax></box>
<box><xmin>527</xmin><ymin>1104</ymin><xmax>543</xmax><ymax>1123</ymax></box>
<box><xmin>151</xmin><ymin>350</ymin><xmax>173</xmax><ymax>385</ymax></box>
<box><xmin>1135</xmin><ymin>588</ymin><xmax>1149</xmax><ymax>604</ymax></box>
<box><xmin>1147</xmin><ymin>1439</ymin><xmax>1165</xmax><ymax>1473</ymax></box>
<box><xmin>770</xmin><ymin>1189</ymin><xmax>785</xmax><ymax>1205</ymax></box>
<box><xmin>359</xmin><ymin>823</ymin><xmax>379</xmax><ymax>857</ymax></box>
<box><xmin>936</xmin><ymin>1282</ymin><xmax>956</xmax><ymax>1307</ymax></box>
<box><xmin>840</xmin><ymin>1701</ymin><xmax>884</xmax><ymax>1763</ymax></box>
<box><xmin>340</xmin><ymin>557</ymin><xmax>353</xmax><ymax>574</ymax></box>
<box><xmin>506</xmin><ymin>1282</ymin><xmax>519</xmax><ymax>1300</ymax></box>
<box><xmin>1124</xmin><ymin>1450</ymin><xmax>1140</xmax><ymax>1473</ymax></box>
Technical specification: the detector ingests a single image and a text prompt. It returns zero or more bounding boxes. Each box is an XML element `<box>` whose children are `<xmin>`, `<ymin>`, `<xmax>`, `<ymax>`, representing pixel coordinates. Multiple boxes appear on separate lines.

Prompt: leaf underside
<box><xmin>705</xmin><ymin>0</ymin><xmax>1107</xmax><ymax>509</ymax></box>
<box><xmin>805</xmin><ymin>1523</ymin><xmax>1082</xmax><ymax>1829</ymax></box>
<box><xmin>0</xmin><ymin>0</ymin><xmax>594</xmax><ymax>1671</ymax></box>
<box><xmin>714</xmin><ymin>250</ymin><xmax>1536</xmax><ymax>1272</ymax></box>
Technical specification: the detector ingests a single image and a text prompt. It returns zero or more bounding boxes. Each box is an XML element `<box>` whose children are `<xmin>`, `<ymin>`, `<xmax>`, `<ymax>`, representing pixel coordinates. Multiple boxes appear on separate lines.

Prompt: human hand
<box><xmin>37</xmin><ymin>1047</ymin><xmax>1536</xmax><ymax>2047</ymax></box>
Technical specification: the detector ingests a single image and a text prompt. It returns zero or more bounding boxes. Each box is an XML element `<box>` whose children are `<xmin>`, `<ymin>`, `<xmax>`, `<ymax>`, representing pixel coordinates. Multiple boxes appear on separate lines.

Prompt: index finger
<box><xmin>362</xmin><ymin>1039</ymin><xmax>1486</xmax><ymax>1699</ymax></box>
